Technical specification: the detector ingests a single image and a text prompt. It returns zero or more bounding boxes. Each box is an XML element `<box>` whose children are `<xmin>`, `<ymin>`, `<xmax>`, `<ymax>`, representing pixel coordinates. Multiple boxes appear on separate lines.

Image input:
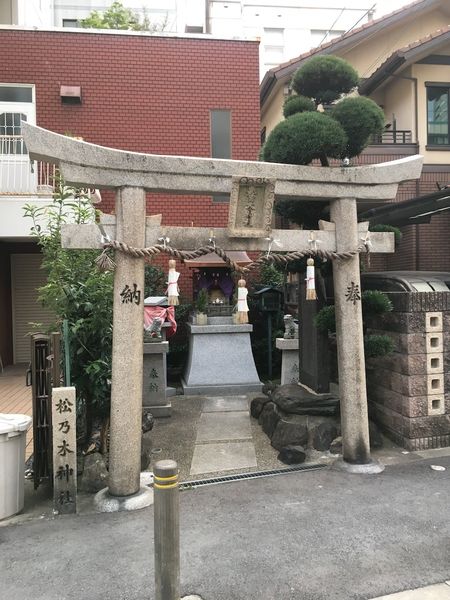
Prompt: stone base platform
<box><xmin>182</xmin><ymin>318</ymin><xmax>262</xmax><ymax>396</ymax></box>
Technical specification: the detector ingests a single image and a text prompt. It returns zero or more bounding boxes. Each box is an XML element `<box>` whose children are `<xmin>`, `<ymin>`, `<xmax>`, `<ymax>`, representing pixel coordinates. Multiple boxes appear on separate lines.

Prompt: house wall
<box><xmin>382</xmin><ymin>72</ymin><xmax>416</xmax><ymax>138</ymax></box>
<box><xmin>413</xmin><ymin>57</ymin><xmax>450</xmax><ymax>160</ymax></box>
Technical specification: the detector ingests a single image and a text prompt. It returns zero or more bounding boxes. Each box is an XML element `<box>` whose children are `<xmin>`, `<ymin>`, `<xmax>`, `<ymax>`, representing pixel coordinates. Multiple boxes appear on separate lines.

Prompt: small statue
<box><xmin>144</xmin><ymin>317</ymin><xmax>163</xmax><ymax>342</ymax></box>
<box><xmin>167</xmin><ymin>259</ymin><xmax>180</xmax><ymax>306</ymax></box>
<box><xmin>237</xmin><ymin>278</ymin><xmax>249</xmax><ymax>324</ymax></box>
<box><xmin>283</xmin><ymin>314</ymin><xmax>298</xmax><ymax>339</ymax></box>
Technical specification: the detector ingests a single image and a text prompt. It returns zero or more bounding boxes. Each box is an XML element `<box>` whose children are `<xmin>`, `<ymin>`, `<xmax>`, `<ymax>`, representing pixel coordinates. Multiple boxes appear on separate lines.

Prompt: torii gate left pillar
<box><xmin>22</xmin><ymin>123</ymin><xmax>423</xmax><ymax>511</ymax></box>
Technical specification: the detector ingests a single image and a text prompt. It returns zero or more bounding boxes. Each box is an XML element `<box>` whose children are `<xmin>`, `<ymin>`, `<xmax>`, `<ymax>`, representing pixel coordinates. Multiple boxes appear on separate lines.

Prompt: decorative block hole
<box><xmin>426</xmin><ymin>332</ymin><xmax>443</xmax><ymax>353</ymax></box>
<box><xmin>427</xmin><ymin>374</ymin><xmax>444</xmax><ymax>395</ymax></box>
<box><xmin>426</xmin><ymin>353</ymin><xmax>443</xmax><ymax>374</ymax></box>
<box><xmin>428</xmin><ymin>395</ymin><xmax>445</xmax><ymax>415</ymax></box>
<box><xmin>425</xmin><ymin>312</ymin><xmax>443</xmax><ymax>332</ymax></box>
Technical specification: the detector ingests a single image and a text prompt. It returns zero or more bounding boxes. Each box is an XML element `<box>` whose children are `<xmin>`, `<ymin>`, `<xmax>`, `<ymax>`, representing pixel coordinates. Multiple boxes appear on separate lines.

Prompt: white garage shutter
<box><xmin>11</xmin><ymin>254</ymin><xmax>55</xmax><ymax>364</ymax></box>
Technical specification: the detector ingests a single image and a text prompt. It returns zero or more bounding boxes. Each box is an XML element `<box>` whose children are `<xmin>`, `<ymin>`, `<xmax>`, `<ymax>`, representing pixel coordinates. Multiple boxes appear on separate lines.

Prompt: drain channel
<box><xmin>180</xmin><ymin>463</ymin><xmax>326</xmax><ymax>490</ymax></box>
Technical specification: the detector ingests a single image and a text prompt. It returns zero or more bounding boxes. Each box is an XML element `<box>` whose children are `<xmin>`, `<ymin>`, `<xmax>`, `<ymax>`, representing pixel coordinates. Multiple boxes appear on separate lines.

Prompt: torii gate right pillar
<box><xmin>331</xmin><ymin>197</ymin><xmax>375</xmax><ymax>470</ymax></box>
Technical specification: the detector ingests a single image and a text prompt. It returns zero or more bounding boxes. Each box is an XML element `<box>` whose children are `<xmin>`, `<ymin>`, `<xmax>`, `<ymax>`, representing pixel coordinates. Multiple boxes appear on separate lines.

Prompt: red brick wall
<box><xmin>0</xmin><ymin>28</ymin><xmax>260</xmax><ymax>299</ymax></box>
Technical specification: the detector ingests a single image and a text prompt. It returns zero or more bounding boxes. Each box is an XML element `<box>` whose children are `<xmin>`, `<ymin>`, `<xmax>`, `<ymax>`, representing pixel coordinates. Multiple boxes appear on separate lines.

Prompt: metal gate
<box><xmin>27</xmin><ymin>332</ymin><xmax>61</xmax><ymax>489</ymax></box>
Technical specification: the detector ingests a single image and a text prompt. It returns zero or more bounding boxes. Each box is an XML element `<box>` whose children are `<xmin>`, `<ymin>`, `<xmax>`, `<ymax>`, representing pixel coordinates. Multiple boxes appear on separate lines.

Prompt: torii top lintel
<box><xmin>22</xmin><ymin>123</ymin><xmax>423</xmax><ymax>202</ymax></box>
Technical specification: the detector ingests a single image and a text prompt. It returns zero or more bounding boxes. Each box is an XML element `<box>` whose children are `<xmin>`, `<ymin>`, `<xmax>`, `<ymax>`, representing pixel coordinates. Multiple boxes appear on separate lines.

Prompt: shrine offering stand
<box><xmin>182</xmin><ymin>316</ymin><xmax>262</xmax><ymax>395</ymax></box>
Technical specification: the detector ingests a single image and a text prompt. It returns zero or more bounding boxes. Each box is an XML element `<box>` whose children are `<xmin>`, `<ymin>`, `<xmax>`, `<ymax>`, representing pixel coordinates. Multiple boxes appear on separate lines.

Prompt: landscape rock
<box><xmin>79</xmin><ymin>452</ymin><xmax>108</xmax><ymax>493</ymax></box>
<box><xmin>330</xmin><ymin>436</ymin><xmax>343</xmax><ymax>455</ymax></box>
<box><xmin>278</xmin><ymin>445</ymin><xmax>306</xmax><ymax>465</ymax></box>
<box><xmin>141</xmin><ymin>431</ymin><xmax>153</xmax><ymax>471</ymax></box>
<box><xmin>258</xmin><ymin>402</ymin><xmax>280</xmax><ymax>439</ymax></box>
<box><xmin>262</xmin><ymin>381</ymin><xmax>277</xmax><ymax>397</ymax></box>
<box><xmin>250</xmin><ymin>396</ymin><xmax>271</xmax><ymax>419</ymax></box>
<box><xmin>142</xmin><ymin>410</ymin><xmax>154</xmax><ymax>434</ymax></box>
<box><xmin>271</xmin><ymin>384</ymin><xmax>339</xmax><ymax>416</ymax></box>
<box><xmin>312</xmin><ymin>422</ymin><xmax>338</xmax><ymax>451</ymax></box>
<box><xmin>369</xmin><ymin>420</ymin><xmax>383</xmax><ymax>449</ymax></box>
<box><xmin>271</xmin><ymin>416</ymin><xmax>308</xmax><ymax>451</ymax></box>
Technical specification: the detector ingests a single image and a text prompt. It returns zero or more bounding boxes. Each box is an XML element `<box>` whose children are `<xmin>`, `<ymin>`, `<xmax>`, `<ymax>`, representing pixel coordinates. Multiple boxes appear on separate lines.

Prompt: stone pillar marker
<box><xmin>330</xmin><ymin>198</ymin><xmax>381</xmax><ymax>471</ymax></box>
<box><xmin>52</xmin><ymin>386</ymin><xmax>77</xmax><ymax>514</ymax></box>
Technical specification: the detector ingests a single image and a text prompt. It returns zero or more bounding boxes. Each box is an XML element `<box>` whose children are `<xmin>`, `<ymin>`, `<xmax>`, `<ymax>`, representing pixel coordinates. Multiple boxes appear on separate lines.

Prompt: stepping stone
<box><xmin>203</xmin><ymin>396</ymin><xmax>249</xmax><ymax>413</ymax></box>
<box><xmin>196</xmin><ymin>412</ymin><xmax>252</xmax><ymax>442</ymax></box>
<box><xmin>190</xmin><ymin>441</ymin><xmax>257</xmax><ymax>475</ymax></box>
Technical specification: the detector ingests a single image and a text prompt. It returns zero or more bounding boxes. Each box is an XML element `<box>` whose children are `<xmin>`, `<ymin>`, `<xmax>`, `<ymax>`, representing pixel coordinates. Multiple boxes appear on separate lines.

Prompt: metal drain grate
<box><xmin>180</xmin><ymin>463</ymin><xmax>326</xmax><ymax>490</ymax></box>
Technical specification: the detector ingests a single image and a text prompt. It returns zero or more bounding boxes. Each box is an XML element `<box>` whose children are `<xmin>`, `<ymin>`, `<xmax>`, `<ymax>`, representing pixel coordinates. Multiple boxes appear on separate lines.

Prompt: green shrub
<box><xmin>331</xmin><ymin>96</ymin><xmax>385</xmax><ymax>158</ymax></box>
<box><xmin>291</xmin><ymin>55</ymin><xmax>359</xmax><ymax>106</ymax></box>
<box><xmin>283</xmin><ymin>94</ymin><xmax>315</xmax><ymax>118</ymax></box>
<box><xmin>362</xmin><ymin>290</ymin><xmax>393</xmax><ymax>317</ymax></box>
<box><xmin>364</xmin><ymin>334</ymin><xmax>395</xmax><ymax>358</ymax></box>
<box><xmin>314</xmin><ymin>305</ymin><xmax>336</xmax><ymax>333</ymax></box>
<box><xmin>262</xmin><ymin>111</ymin><xmax>347</xmax><ymax>165</ymax></box>
<box><xmin>195</xmin><ymin>288</ymin><xmax>209</xmax><ymax>313</ymax></box>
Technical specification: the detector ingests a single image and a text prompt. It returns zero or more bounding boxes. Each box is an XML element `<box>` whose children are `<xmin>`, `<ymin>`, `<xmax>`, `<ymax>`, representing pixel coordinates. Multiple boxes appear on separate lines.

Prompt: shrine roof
<box><xmin>184</xmin><ymin>252</ymin><xmax>252</xmax><ymax>268</ymax></box>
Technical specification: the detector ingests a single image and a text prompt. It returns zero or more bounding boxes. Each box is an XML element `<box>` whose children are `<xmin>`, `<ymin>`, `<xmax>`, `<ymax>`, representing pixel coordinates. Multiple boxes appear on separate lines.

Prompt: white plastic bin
<box><xmin>0</xmin><ymin>413</ymin><xmax>33</xmax><ymax>520</ymax></box>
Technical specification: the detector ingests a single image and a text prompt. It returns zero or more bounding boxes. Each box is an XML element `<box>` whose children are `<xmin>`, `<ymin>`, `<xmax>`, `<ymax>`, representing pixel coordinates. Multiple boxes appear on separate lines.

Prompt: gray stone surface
<box><xmin>108</xmin><ymin>187</ymin><xmax>146</xmax><ymax>498</ymax></box>
<box><xmin>258</xmin><ymin>402</ymin><xmax>280</xmax><ymax>439</ymax></box>
<box><xmin>190</xmin><ymin>442</ymin><xmax>257</xmax><ymax>475</ymax></box>
<box><xmin>202</xmin><ymin>396</ymin><xmax>248</xmax><ymax>412</ymax></box>
<box><xmin>331</xmin><ymin>457</ymin><xmax>385</xmax><ymax>474</ymax></box>
<box><xmin>270</xmin><ymin>417</ymin><xmax>308</xmax><ymax>451</ymax></box>
<box><xmin>271</xmin><ymin>384</ymin><xmax>339</xmax><ymax>416</ymax></box>
<box><xmin>79</xmin><ymin>453</ymin><xmax>109</xmax><ymax>494</ymax></box>
<box><xmin>276</xmin><ymin>338</ymin><xmax>299</xmax><ymax>385</ymax></box>
<box><xmin>143</xmin><ymin>341</ymin><xmax>171</xmax><ymax>416</ymax></box>
<box><xmin>312</xmin><ymin>422</ymin><xmax>338</xmax><ymax>451</ymax></box>
<box><xmin>277</xmin><ymin>445</ymin><xmax>306</xmax><ymax>465</ymax></box>
<box><xmin>195</xmin><ymin>412</ymin><xmax>252</xmax><ymax>442</ymax></box>
<box><xmin>250</xmin><ymin>396</ymin><xmax>271</xmax><ymax>419</ymax></box>
<box><xmin>94</xmin><ymin>486</ymin><xmax>154</xmax><ymax>512</ymax></box>
<box><xmin>182</xmin><ymin>323</ymin><xmax>262</xmax><ymax>396</ymax></box>
<box><xmin>331</xmin><ymin>197</ymin><xmax>371</xmax><ymax>465</ymax></box>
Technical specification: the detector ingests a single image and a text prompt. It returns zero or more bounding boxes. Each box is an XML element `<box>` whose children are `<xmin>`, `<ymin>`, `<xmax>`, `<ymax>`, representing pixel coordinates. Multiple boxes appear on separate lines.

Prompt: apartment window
<box><xmin>0</xmin><ymin>86</ymin><xmax>32</xmax><ymax>103</ymax></box>
<box><xmin>211</xmin><ymin>109</ymin><xmax>231</xmax><ymax>202</ymax></box>
<box><xmin>63</xmin><ymin>19</ymin><xmax>79</xmax><ymax>28</ymax></box>
<box><xmin>0</xmin><ymin>112</ymin><xmax>27</xmax><ymax>154</ymax></box>
<box><xmin>427</xmin><ymin>84</ymin><xmax>450</xmax><ymax>146</ymax></box>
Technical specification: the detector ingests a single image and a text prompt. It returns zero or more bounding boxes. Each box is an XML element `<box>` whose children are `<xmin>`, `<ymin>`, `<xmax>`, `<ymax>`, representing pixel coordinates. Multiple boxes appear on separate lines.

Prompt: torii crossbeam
<box><xmin>23</xmin><ymin>123</ymin><xmax>423</xmax><ymax>509</ymax></box>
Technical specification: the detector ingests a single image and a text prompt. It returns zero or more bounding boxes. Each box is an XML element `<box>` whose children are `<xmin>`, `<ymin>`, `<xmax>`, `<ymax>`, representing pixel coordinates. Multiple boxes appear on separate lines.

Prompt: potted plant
<box><xmin>195</xmin><ymin>288</ymin><xmax>209</xmax><ymax>325</ymax></box>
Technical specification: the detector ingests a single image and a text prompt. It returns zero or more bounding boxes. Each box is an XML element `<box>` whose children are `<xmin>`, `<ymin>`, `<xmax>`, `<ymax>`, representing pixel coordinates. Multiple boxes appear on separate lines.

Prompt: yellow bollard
<box><xmin>154</xmin><ymin>459</ymin><xmax>180</xmax><ymax>600</ymax></box>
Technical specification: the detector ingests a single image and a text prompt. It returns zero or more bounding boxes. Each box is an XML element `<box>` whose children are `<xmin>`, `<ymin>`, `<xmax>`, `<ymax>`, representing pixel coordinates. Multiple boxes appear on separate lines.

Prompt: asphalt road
<box><xmin>1</xmin><ymin>455</ymin><xmax>449</xmax><ymax>600</ymax></box>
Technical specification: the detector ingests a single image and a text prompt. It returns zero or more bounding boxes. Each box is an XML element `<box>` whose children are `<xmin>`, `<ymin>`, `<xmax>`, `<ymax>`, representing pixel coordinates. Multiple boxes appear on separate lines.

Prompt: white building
<box><xmin>0</xmin><ymin>0</ymin><xmax>54</xmax><ymax>27</ymax></box>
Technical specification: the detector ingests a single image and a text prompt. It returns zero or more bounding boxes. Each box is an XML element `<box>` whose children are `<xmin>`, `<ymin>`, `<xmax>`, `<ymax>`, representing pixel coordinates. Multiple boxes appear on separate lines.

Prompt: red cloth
<box><xmin>144</xmin><ymin>306</ymin><xmax>177</xmax><ymax>338</ymax></box>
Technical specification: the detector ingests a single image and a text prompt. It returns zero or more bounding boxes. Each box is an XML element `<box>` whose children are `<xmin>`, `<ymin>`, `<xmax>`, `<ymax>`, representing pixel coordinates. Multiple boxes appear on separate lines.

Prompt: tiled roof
<box><xmin>260</xmin><ymin>0</ymin><xmax>442</xmax><ymax>104</ymax></box>
<box><xmin>359</xmin><ymin>25</ymin><xmax>450</xmax><ymax>94</ymax></box>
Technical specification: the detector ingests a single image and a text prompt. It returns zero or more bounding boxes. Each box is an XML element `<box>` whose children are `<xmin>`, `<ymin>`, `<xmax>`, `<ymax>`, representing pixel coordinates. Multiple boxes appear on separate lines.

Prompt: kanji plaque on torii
<box><xmin>22</xmin><ymin>123</ymin><xmax>423</xmax><ymax>510</ymax></box>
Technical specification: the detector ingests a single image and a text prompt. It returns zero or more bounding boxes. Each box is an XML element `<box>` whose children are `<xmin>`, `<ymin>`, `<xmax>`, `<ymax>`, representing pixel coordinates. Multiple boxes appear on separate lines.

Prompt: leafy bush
<box><xmin>331</xmin><ymin>96</ymin><xmax>385</xmax><ymax>158</ymax></box>
<box><xmin>144</xmin><ymin>264</ymin><xmax>165</xmax><ymax>297</ymax></box>
<box><xmin>291</xmin><ymin>55</ymin><xmax>359</xmax><ymax>106</ymax></box>
<box><xmin>362</xmin><ymin>290</ymin><xmax>393</xmax><ymax>317</ymax></box>
<box><xmin>315</xmin><ymin>290</ymin><xmax>392</xmax><ymax>334</ymax></box>
<box><xmin>262</xmin><ymin>111</ymin><xmax>347</xmax><ymax>165</ymax></box>
<box><xmin>314</xmin><ymin>305</ymin><xmax>336</xmax><ymax>333</ymax></box>
<box><xmin>283</xmin><ymin>94</ymin><xmax>315</xmax><ymax>118</ymax></box>
<box><xmin>195</xmin><ymin>288</ymin><xmax>209</xmax><ymax>313</ymax></box>
<box><xmin>24</xmin><ymin>177</ymin><xmax>113</xmax><ymax>443</ymax></box>
<box><xmin>364</xmin><ymin>334</ymin><xmax>395</xmax><ymax>358</ymax></box>
<box><xmin>258</xmin><ymin>263</ymin><xmax>285</xmax><ymax>288</ymax></box>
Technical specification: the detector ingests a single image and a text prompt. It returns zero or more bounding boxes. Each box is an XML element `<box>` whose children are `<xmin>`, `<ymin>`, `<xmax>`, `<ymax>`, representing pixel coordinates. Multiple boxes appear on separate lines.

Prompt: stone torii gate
<box><xmin>23</xmin><ymin>123</ymin><xmax>423</xmax><ymax>510</ymax></box>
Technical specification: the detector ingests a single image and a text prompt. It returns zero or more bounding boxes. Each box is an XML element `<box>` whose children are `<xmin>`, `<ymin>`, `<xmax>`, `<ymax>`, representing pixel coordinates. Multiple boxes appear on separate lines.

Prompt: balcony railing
<box><xmin>369</xmin><ymin>130</ymin><xmax>413</xmax><ymax>145</ymax></box>
<box><xmin>0</xmin><ymin>135</ymin><xmax>55</xmax><ymax>195</ymax></box>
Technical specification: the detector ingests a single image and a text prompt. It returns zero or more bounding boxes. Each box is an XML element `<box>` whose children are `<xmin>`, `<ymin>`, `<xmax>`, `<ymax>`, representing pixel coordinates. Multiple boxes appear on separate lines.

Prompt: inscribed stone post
<box><xmin>52</xmin><ymin>387</ymin><xmax>77</xmax><ymax>514</ymax></box>
<box><xmin>108</xmin><ymin>187</ymin><xmax>146</xmax><ymax>497</ymax></box>
<box><xmin>330</xmin><ymin>198</ymin><xmax>371</xmax><ymax>464</ymax></box>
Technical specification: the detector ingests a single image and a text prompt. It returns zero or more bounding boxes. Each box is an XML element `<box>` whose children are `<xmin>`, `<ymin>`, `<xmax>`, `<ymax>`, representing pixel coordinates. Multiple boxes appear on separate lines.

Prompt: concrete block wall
<box><xmin>366</xmin><ymin>292</ymin><xmax>450</xmax><ymax>450</ymax></box>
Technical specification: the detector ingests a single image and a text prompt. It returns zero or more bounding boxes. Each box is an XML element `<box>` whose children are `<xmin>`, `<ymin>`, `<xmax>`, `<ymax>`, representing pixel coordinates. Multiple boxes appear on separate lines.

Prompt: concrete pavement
<box><xmin>1</xmin><ymin>454</ymin><xmax>449</xmax><ymax>600</ymax></box>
